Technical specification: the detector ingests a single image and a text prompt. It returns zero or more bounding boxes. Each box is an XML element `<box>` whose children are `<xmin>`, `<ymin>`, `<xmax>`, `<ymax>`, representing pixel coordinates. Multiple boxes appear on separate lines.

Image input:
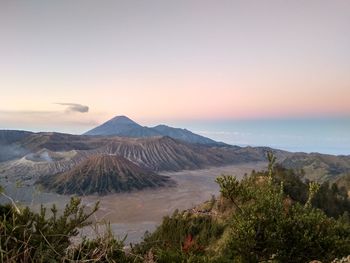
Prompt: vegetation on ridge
<box><xmin>132</xmin><ymin>153</ymin><xmax>350</xmax><ymax>262</ymax></box>
<box><xmin>0</xmin><ymin>153</ymin><xmax>350</xmax><ymax>262</ymax></box>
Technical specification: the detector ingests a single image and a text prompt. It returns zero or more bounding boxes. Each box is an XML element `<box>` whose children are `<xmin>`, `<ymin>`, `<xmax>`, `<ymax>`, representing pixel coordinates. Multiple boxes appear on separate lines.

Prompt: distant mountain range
<box><xmin>0</xmin><ymin>133</ymin><xmax>271</xmax><ymax>179</ymax></box>
<box><xmin>0</xmin><ymin>130</ymin><xmax>273</xmax><ymax>195</ymax></box>
<box><xmin>84</xmin><ymin>115</ymin><xmax>221</xmax><ymax>145</ymax></box>
<box><xmin>0</xmin><ymin>116</ymin><xmax>349</xmax><ymax>195</ymax></box>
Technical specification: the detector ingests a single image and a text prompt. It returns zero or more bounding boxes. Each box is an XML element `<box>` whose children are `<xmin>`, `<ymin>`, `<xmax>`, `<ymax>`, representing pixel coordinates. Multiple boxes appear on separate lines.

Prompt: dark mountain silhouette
<box><xmin>84</xmin><ymin>115</ymin><xmax>160</xmax><ymax>137</ymax></box>
<box><xmin>152</xmin><ymin>124</ymin><xmax>220</xmax><ymax>145</ymax></box>
<box><xmin>37</xmin><ymin>154</ymin><xmax>174</xmax><ymax>195</ymax></box>
<box><xmin>83</xmin><ymin>115</ymin><xmax>222</xmax><ymax>145</ymax></box>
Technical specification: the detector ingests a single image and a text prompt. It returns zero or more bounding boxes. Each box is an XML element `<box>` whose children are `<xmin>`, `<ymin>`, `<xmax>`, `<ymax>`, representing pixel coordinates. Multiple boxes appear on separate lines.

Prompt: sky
<box><xmin>0</xmin><ymin>0</ymin><xmax>350</xmax><ymax>152</ymax></box>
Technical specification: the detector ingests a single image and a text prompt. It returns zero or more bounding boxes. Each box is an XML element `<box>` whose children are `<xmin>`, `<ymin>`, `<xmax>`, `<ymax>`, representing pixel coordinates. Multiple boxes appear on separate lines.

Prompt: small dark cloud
<box><xmin>55</xmin><ymin>103</ymin><xmax>89</xmax><ymax>113</ymax></box>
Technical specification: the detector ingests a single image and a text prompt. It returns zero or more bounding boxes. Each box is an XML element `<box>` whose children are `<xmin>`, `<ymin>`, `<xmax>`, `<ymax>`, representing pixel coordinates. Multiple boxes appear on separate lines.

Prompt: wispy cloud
<box><xmin>0</xmin><ymin>109</ymin><xmax>99</xmax><ymax>133</ymax></box>
<box><xmin>55</xmin><ymin>103</ymin><xmax>89</xmax><ymax>113</ymax></box>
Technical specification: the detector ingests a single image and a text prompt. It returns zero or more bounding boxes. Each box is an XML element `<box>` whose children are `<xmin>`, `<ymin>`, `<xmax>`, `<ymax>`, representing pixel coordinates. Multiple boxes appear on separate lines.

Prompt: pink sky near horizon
<box><xmin>0</xmin><ymin>0</ymin><xmax>350</xmax><ymax>132</ymax></box>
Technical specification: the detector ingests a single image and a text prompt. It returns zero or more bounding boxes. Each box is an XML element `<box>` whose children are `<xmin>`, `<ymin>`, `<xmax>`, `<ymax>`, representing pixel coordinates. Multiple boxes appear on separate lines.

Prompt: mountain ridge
<box><xmin>0</xmin><ymin>133</ymin><xmax>274</xmax><ymax>185</ymax></box>
<box><xmin>83</xmin><ymin>115</ymin><xmax>222</xmax><ymax>145</ymax></box>
<box><xmin>84</xmin><ymin>115</ymin><xmax>161</xmax><ymax>138</ymax></box>
<box><xmin>1</xmin><ymin>127</ymin><xmax>350</xmax><ymax>193</ymax></box>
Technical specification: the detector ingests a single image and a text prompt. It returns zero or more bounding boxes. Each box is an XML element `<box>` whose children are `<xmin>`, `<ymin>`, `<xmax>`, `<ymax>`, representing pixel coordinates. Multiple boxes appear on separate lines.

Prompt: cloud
<box><xmin>55</xmin><ymin>103</ymin><xmax>89</xmax><ymax>113</ymax></box>
<box><xmin>0</xmin><ymin>110</ymin><xmax>99</xmax><ymax>134</ymax></box>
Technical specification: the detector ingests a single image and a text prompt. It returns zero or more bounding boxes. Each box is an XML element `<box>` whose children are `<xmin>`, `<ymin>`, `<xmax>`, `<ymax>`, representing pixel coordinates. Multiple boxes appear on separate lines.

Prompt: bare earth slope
<box><xmin>37</xmin><ymin>155</ymin><xmax>174</xmax><ymax>195</ymax></box>
<box><xmin>98</xmin><ymin>136</ymin><xmax>260</xmax><ymax>171</ymax></box>
<box><xmin>2</xmin><ymin>130</ymin><xmax>350</xmax><ymax>193</ymax></box>
<box><xmin>0</xmin><ymin>130</ymin><xmax>34</xmax><ymax>162</ymax></box>
<box><xmin>0</xmin><ymin>149</ymin><xmax>92</xmax><ymax>183</ymax></box>
<box><xmin>0</xmin><ymin>134</ymin><xmax>272</xmax><ymax>182</ymax></box>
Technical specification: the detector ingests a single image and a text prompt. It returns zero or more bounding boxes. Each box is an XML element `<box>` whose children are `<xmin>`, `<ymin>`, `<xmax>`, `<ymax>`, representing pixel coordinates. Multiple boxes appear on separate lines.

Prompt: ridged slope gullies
<box><xmin>99</xmin><ymin>136</ymin><xmax>271</xmax><ymax>171</ymax></box>
<box><xmin>0</xmin><ymin>149</ymin><xmax>93</xmax><ymax>181</ymax></box>
<box><xmin>37</xmin><ymin>154</ymin><xmax>174</xmax><ymax>195</ymax></box>
<box><xmin>0</xmin><ymin>135</ymin><xmax>270</xmax><ymax>182</ymax></box>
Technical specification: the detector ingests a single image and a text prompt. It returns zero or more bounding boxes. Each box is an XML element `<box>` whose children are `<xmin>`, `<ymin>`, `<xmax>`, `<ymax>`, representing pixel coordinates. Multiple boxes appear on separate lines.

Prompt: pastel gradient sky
<box><xmin>0</xmin><ymin>0</ymin><xmax>350</xmax><ymax>134</ymax></box>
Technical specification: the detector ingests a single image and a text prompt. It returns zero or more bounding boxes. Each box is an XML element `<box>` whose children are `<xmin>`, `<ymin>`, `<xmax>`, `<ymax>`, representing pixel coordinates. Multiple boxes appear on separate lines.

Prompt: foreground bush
<box><xmin>1</xmin><ymin>153</ymin><xmax>349</xmax><ymax>262</ymax></box>
<box><xmin>216</xmin><ymin>176</ymin><xmax>350</xmax><ymax>262</ymax></box>
<box><xmin>134</xmin><ymin>153</ymin><xmax>350</xmax><ymax>262</ymax></box>
<box><xmin>0</xmin><ymin>197</ymin><xmax>100</xmax><ymax>262</ymax></box>
<box><xmin>65</xmin><ymin>228</ymin><xmax>130</xmax><ymax>262</ymax></box>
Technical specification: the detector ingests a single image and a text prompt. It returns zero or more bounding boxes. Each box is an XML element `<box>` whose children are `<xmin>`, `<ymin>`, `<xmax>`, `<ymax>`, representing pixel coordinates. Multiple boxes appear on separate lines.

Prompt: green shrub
<box><xmin>0</xmin><ymin>197</ymin><xmax>99</xmax><ymax>262</ymax></box>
